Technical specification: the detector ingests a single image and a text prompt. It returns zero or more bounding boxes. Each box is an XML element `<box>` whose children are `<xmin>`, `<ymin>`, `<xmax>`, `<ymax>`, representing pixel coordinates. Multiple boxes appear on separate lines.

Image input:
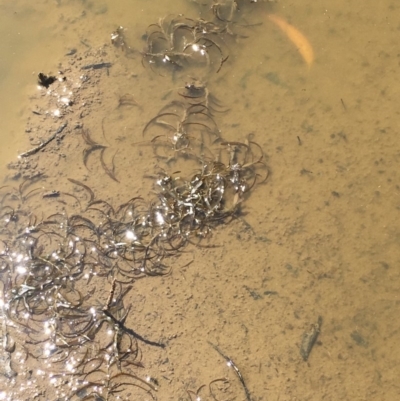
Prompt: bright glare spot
<box><xmin>0</xmin><ymin>391</ymin><xmax>6</xmax><ymax>400</ymax></box>
<box><xmin>155</xmin><ymin>212</ymin><xmax>165</xmax><ymax>225</ymax></box>
<box><xmin>16</xmin><ymin>265</ymin><xmax>27</xmax><ymax>274</ymax></box>
<box><xmin>90</xmin><ymin>307</ymin><xmax>96</xmax><ymax>315</ymax></box>
<box><xmin>53</xmin><ymin>109</ymin><xmax>61</xmax><ymax>117</ymax></box>
<box><xmin>227</xmin><ymin>361</ymin><xmax>232</xmax><ymax>367</ymax></box>
<box><xmin>192</xmin><ymin>44</ymin><xmax>200</xmax><ymax>52</ymax></box>
<box><xmin>60</xmin><ymin>97</ymin><xmax>70</xmax><ymax>105</ymax></box>
<box><xmin>126</xmin><ymin>230</ymin><xmax>136</xmax><ymax>240</ymax></box>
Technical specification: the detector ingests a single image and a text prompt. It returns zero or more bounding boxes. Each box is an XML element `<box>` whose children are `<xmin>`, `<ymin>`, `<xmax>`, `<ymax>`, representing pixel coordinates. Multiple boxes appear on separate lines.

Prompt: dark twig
<box><xmin>208</xmin><ymin>341</ymin><xmax>252</xmax><ymax>401</ymax></box>
<box><xmin>102</xmin><ymin>309</ymin><xmax>165</xmax><ymax>349</ymax></box>
<box><xmin>19</xmin><ymin>123</ymin><xmax>67</xmax><ymax>158</ymax></box>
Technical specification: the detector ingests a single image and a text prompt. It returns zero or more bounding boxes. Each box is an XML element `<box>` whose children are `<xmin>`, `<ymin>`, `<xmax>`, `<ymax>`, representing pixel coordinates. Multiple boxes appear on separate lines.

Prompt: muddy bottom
<box><xmin>1</xmin><ymin>1</ymin><xmax>400</xmax><ymax>401</ymax></box>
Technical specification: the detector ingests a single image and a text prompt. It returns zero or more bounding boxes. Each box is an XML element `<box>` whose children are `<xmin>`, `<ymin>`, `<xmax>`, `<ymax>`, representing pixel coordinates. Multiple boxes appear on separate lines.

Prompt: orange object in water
<box><xmin>267</xmin><ymin>13</ymin><xmax>314</xmax><ymax>67</ymax></box>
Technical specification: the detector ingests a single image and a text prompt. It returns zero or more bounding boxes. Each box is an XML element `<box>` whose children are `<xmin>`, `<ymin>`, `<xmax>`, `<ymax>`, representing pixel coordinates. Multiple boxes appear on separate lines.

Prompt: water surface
<box><xmin>0</xmin><ymin>1</ymin><xmax>399</xmax><ymax>400</ymax></box>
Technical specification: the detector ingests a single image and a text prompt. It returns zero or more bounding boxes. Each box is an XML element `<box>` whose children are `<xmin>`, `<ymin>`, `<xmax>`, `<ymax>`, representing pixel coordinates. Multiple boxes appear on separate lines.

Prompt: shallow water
<box><xmin>0</xmin><ymin>0</ymin><xmax>399</xmax><ymax>400</ymax></box>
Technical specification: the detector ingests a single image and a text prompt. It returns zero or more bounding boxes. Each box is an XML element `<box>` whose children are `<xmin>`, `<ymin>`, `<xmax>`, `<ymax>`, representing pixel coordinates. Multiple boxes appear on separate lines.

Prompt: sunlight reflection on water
<box><xmin>1</xmin><ymin>1</ymin><xmax>400</xmax><ymax>400</ymax></box>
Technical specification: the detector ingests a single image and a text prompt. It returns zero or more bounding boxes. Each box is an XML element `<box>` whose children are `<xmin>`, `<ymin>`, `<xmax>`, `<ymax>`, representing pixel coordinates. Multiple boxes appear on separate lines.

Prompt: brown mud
<box><xmin>1</xmin><ymin>1</ymin><xmax>400</xmax><ymax>401</ymax></box>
